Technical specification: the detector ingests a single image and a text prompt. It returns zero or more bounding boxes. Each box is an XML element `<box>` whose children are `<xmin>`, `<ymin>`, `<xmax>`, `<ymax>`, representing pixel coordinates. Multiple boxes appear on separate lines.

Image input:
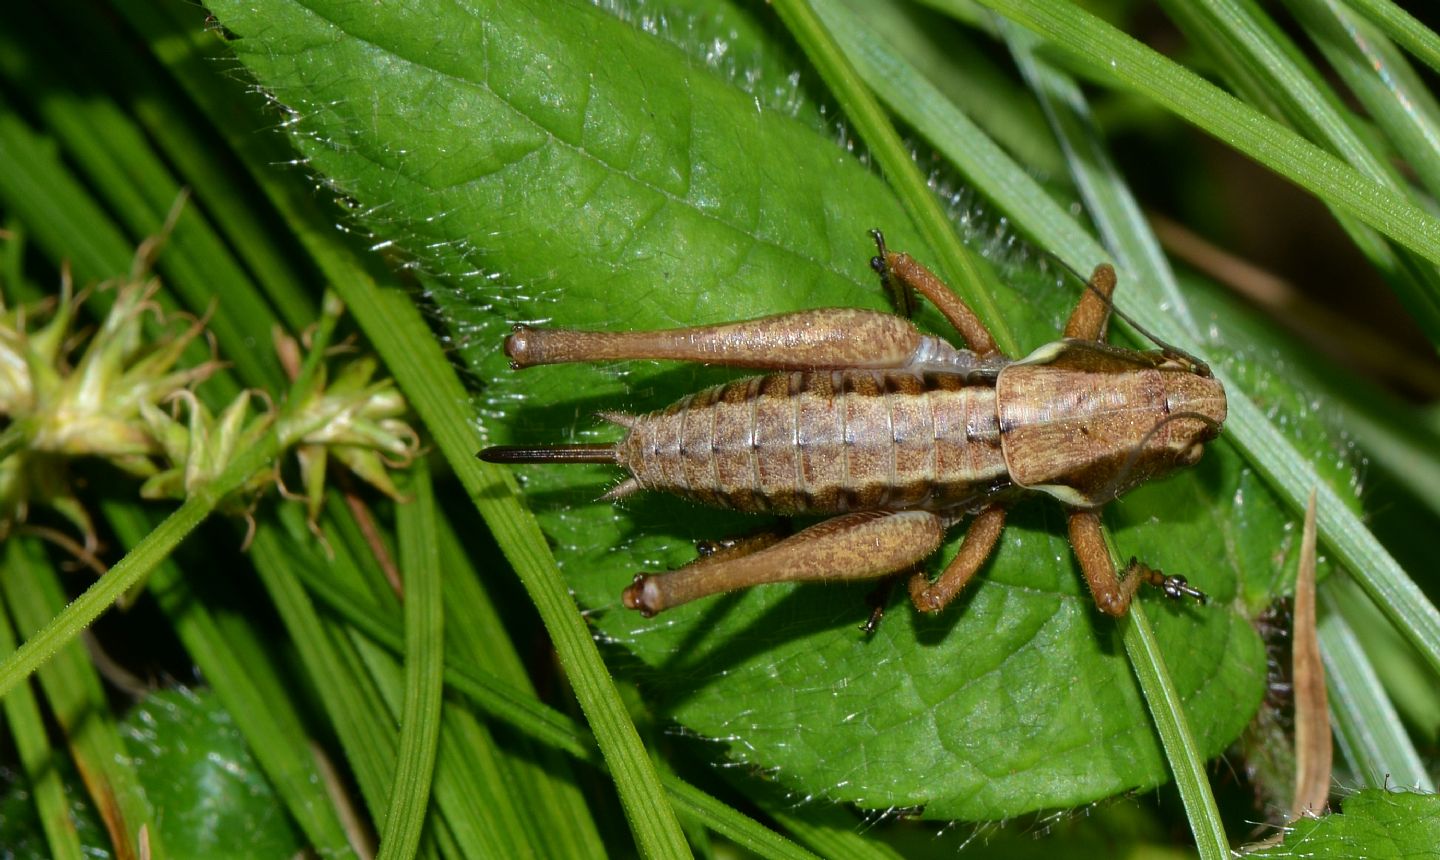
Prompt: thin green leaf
<box><xmin>0</xmin><ymin>540</ymin><xmax>163</xmax><ymax>860</ymax></box>
<box><xmin>1121</xmin><ymin>607</ymin><xmax>1227</xmax><ymax>859</ymax></box>
<box><xmin>307</xmin><ymin>515</ymin><xmax>558</xmax><ymax>859</ymax></box>
<box><xmin>0</xmin><ymin>591</ymin><xmax>85</xmax><ymax>860</ymax></box>
<box><xmin>771</xmin><ymin>0</ymin><xmax>1019</xmax><ymax>353</ymax></box>
<box><xmin>106</xmin><ymin>502</ymin><xmax>360</xmax><ymax>858</ymax></box>
<box><xmin>377</xmin><ymin>463</ymin><xmax>445</xmax><ymax>860</ymax></box>
<box><xmin>291</xmin><ymin>544</ymin><xmax>822</xmax><ymax>860</ymax></box>
<box><xmin>1154</xmin><ymin>0</ymin><xmax>1440</xmax><ymax>346</ymax></box>
<box><xmin>966</xmin><ymin>0</ymin><xmax>1440</xmax><ymax>277</ymax></box>
<box><xmin>249</xmin><ymin>519</ymin><xmax>400</xmax><ymax>820</ymax></box>
<box><xmin>999</xmin><ymin>20</ymin><xmax>1196</xmax><ymax>326</ymax></box>
<box><xmin>427</xmin><ymin>499</ymin><xmax>606</xmax><ymax>857</ymax></box>
<box><xmin>1318</xmin><ymin>583</ymin><xmax>1433</xmax><ymax>791</ymax></box>
<box><xmin>837</xmin><ymin>1</ymin><xmax>1065</xmax><ymax>177</ymax></box>
<box><xmin>48</xmin><ymin>0</ymin><xmax>317</xmax><ymax>332</ymax></box>
<box><xmin>816</xmin><ymin>0</ymin><xmax>1106</xmax><ymax>262</ymax></box>
<box><xmin>1287</xmin><ymin>0</ymin><xmax>1440</xmax><ymax>203</ymax></box>
<box><xmin>0</xmin><ymin>104</ymin><xmax>135</xmax><ymax>282</ymax></box>
<box><xmin>1345</xmin><ymin>0</ymin><xmax>1440</xmax><ymax>77</ymax></box>
<box><xmin>0</xmin><ymin>13</ymin><xmax>287</xmax><ymax>390</ymax></box>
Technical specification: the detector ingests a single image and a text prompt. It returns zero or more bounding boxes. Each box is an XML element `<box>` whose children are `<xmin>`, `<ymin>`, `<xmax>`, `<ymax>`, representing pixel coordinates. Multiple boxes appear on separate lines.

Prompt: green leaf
<box><xmin>120</xmin><ymin>689</ymin><xmax>306</xmax><ymax>859</ymax></box>
<box><xmin>1250</xmin><ymin>789</ymin><xmax>1440</xmax><ymax>858</ymax></box>
<box><xmin>206</xmin><ymin>0</ymin><xmax>1273</xmax><ymax>819</ymax></box>
<box><xmin>378</xmin><ymin>461</ymin><xmax>445</xmax><ymax>860</ymax></box>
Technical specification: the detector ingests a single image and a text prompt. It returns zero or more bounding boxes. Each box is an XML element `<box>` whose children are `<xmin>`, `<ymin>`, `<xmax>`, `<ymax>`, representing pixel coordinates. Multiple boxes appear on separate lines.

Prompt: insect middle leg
<box><xmin>869</xmin><ymin>230</ymin><xmax>1002</xmax><ymax>357</ymax></box>
<box><xmin>863</xmin><ymin>502</ymin><xmax>1004</xmax><ymax>632</ymax></box>
<box><xmin>1062</xmin><ymin>263</ymin><xmax>1117</xmax><ymax>342</ymax></box>
<box><xmin>622</xmin><ymin>510</ymin><xmax>948</xmax><ymax>616</ymax></box>
<box><xmin>907</xmin><ymin>504</ymin><xmax>1007</xmax><ymax>614</ymax></box>
<box><xmin>1067</xmin><ymin>510</ymin><xmax>1206</xmax><ymax>617</ymax></box>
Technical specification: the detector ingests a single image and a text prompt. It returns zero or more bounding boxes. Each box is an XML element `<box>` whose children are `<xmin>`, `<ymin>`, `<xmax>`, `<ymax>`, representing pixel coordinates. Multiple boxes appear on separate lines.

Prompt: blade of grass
<box><xmin>1286</xmin><ymin>0</ymin><xmax>1440</xmax><ymax>202</ymax></box>
<box><xmin>0</xmin><ymin>539</ymin><xmax>162</xmax><ymax>860</ymax></box>
<box><xmin>1122</xmin><ymin>608</ymin><xmax>1227</xmax><ymax>857</ymax></box>
<box><xmin>289</xmin><ymin>518</ymin><xmax>823</xmax><ymax>860</ymax></box>
<box><xmin>0</xmin><ymin>591</ymin><xmax>85</xmax><ymax>860</ymax></box>
<box><xmin>50</xmin><ymin>0</ymin><xmax>316</xmax><ymax>331</ymax></box>
<box><xmin>965</xmin><ymin>0</ymin><xmax>1440</xmax><ymax>274</ymax></box>
<box><xmin>1345</xmin><ymin>0</ymin><xmax>1440</xmax><ymax>76</ymax></box>
<box><xmin>812</xmin><ymin>0</ymin><xmax>1105</xmax><ymax>266</ymax></box>
<box><xmin>249</xmin><ymin>520</ymin><xmax>399</xmax><ymax>825</ymax></box>
<box><xmin>0</xmin><ymin>13</ymin><xmax>287</xmax><ymax>390</ymax></box>
<box><xmin>1318</xmin><ymin>581</ymin><xmax>1433</xmax><ymax>790</ymax></box>
<box><xmin>770</xmin><ymin>0</ymin><xmax>1019</xmax><ymax>355</ymax></box>
<box><xmin>834</xmin><ymin>0</ymin><xmax>1065</xmax><ymax>181</ymax></box>
<box><xmin>376</xmin><ymin>460</ymin><xmax>444</xmax><ymax>860</ymax></box>
<box><xmin>425</xmin><ymin>499</ymin><xmax>606</xmax><ymax>857</ymax></box>
<box><xmin>102</xmin><ymin>499</ymin><xmax>359</xmax><ymax>858</ymax></box>
<box><xmin>314</xmin><ymin>494</ymin><xmax>549</xmax><ymax>859</ymax></box>
<box><xmin>313</xmin><ymin>279</ymin><xmax>688</xmax><ymax>857</ymax></box>
<box><xmin>0</xmin><ymin>105</ymin><xmax>135</xmax><ymax>282</ymax></box>
<box><xmin>999</xmin><ymin>19</ymin><xmax>1197</xmax><ymax>334</ymax></box>
<box><xmin>1154</xmin><ymin>0</ymin><xmax>1440</xmax><ymax>346</ymax></box>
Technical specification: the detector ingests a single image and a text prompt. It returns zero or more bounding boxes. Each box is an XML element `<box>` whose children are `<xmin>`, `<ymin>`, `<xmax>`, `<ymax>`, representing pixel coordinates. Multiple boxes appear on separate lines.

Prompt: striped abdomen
<box><xmin>614</xmin><ymin>371</ymin><xmax>1009</xmax><ymax>515</ymax></box>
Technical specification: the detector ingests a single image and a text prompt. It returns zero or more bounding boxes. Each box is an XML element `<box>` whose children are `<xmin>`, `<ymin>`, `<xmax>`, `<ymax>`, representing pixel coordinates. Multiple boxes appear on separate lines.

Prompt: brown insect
<box><xmin>481</xmin><ymin>232</ymin><xmax>1226</xmax><ymax>626</ymax></box>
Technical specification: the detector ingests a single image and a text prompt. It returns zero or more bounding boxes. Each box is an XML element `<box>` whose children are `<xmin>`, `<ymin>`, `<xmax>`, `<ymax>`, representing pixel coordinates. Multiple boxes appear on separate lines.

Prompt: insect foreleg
<box><xmin>1066</xmin><ymin>510</ymin><xmax>1207</xmax><ymax>616</ymax></box>
<box><xmin>622</xmin><ymin>510</ymin><xmax>947</xmax><ymax>616</ymax></box>
<box><xmin>506</xmin><ymin>309</ymin><xmax>941</xmax><ymax>371</ymax></box>
<box><xmin>907</xmin><ymin>504</ymin><xmax>1007</xmax><ymax>613</ymax></box>
<box><xmin>869</xmin><ymin>230</ymin><xmax>1002</xmax><ymax>357</ymax></box>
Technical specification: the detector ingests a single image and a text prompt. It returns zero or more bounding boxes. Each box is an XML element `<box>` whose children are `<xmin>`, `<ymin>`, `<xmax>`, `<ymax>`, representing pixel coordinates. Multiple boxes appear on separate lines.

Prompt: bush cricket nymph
<box><xmin>481</xmin><ymin>232</ymin><xmax>1225</xmax><ymax>627</ymax></box>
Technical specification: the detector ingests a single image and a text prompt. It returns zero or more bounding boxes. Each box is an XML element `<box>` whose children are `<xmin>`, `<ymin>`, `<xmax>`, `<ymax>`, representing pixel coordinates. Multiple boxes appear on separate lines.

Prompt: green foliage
<box><xmin>0</xmin><ymin>0</ymin><xmax>1437</xmax><ymax>856</ymax></box>
<box><xmin>120</xmin><ymin>689</ymin><xmax>307</xmax><ymax>858</ymax></box>
<box><xmin>208</xmin><ymin>0</ymin><xmax>1279</xmax><ymax>819</ymax></box>
<box><xmin>1251</xmin><ymin>789</ymin><xmax>1440</xmax><ymax>858</ymax></box>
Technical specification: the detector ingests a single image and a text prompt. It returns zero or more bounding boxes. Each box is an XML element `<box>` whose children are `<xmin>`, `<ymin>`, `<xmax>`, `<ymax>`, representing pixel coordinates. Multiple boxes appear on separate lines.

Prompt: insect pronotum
<box><xmin>481</xmin><ymin>232</ymin><xmax>1226</xmax><ymax>626</ymax></box>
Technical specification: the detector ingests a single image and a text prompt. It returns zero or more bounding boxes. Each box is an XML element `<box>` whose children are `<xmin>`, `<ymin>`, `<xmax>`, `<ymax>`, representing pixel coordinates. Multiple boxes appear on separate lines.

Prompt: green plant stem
<box><xmin>0</xmin><ymin>588</ymin><xmax>85</xmax><ymax>860</ymax></box>
<box><xmin>0</xmin><ymin>429</ymin><xmax>279</xmax><ymax>701</ymax></box>
<box><xmin>1122</xmin><ymin>606</ymin><xmax>1227</xmax><ymax>858</ymax></box>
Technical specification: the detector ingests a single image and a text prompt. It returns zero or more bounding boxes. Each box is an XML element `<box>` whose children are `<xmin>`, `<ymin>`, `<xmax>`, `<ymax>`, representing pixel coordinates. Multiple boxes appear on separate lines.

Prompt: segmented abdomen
<box><xmin>615</xmin><ymin>371</ymin><xmax>1009</xmax><ymax>514</ymax></box>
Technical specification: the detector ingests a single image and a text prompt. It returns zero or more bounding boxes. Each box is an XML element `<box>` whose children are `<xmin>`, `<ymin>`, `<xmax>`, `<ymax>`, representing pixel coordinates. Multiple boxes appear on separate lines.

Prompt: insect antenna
<box><xmin>1044</xmin><ymin>253</ymin><xmax>1213</xmax><ymax>378</ymax></box>
<box><xmin>478</xmin><ymin>444</ymin><xmax>619</xmax><ymax>464</ymax></box>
